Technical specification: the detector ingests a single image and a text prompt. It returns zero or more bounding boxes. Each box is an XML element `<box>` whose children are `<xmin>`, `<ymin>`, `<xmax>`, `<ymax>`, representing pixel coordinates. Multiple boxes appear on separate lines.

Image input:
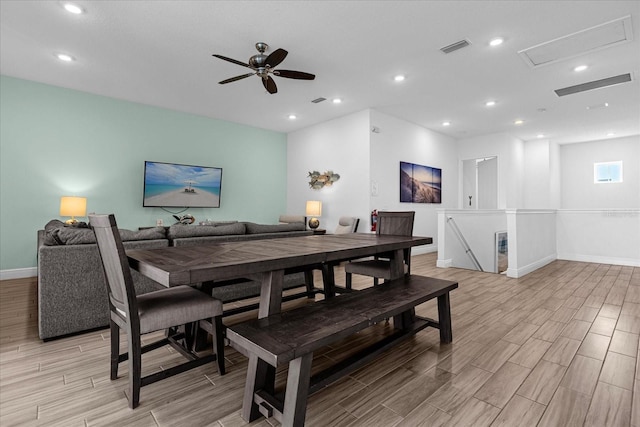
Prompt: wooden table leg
<box><xmin>258</xmin><ymin>270</ymin><xmax>284</xmax><ymax>319</ymax></box>
<box><xmin>321</xmin><ymin>262</ymin><xmax>336</xmax><ymax>298</ymax></box>
<box><xmin>389</xmin><ymin>249</ymin><xmax>405</xmax><ymax>280</ymax></box>
<box><xmin>437</xmin><ymin>292</ymin><xmax>453</xmax><ymax>343</ymax></box>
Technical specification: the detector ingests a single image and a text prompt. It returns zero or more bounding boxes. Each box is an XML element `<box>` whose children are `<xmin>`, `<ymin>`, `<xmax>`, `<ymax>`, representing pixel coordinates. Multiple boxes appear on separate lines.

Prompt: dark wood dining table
<box><xmin>127</xmin><ymin>233</ymin><xmax>432</xmax><ymax>423</ymax></box>
<box><xmin>127</xmin><ymin>233</ymin><xmax>433</xmax><ymax>318</ymax></box>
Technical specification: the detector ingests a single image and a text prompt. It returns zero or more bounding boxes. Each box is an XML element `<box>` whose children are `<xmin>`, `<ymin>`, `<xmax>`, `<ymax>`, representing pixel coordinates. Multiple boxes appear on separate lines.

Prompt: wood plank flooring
<box><xmin>1</xmin><ymin>253</ymin><xmax>639</xmax><ymax>426</ymax></box>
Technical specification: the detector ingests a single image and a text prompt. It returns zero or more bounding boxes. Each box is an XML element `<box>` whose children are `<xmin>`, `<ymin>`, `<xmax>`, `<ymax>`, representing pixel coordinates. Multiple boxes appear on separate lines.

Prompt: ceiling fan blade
<box><xmin>274</xmin><ymin>70</ymin><xmax>316</xmax><ymax>80</ymax></box>
<box><xmin>212</xmin><ymin>54</ymin><xmax>253</xmax><ymax>69</ymax></box>
<box><xmin>262</xmin><ymin>76</ymin><xmax>278</xmax><ymax>94</ymax></box>
<box><xmin>219</xmin><ymin>73</ymin><xmax>255</xmax><ymax>84</ymax></box>
<box><xmin>266</xmin><ymin>48</ymin><xmax>288</xmax><ymax>68</ymax></box>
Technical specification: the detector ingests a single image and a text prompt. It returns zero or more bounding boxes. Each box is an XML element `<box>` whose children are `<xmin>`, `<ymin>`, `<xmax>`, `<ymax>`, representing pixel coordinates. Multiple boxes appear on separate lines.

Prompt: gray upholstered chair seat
<box><xmin>136</xmin><ymin>286</ymin><xmax>223</xmax><ymax>334</ymax></box>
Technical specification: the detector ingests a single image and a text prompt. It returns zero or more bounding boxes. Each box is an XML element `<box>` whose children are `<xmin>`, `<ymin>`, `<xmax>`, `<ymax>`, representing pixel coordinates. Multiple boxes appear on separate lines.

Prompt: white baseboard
<box><xmin>412</xmin><ymin>244</ymin><xmax>437</xmax><ymax>256</ymax></box>
<box><xmin>436</xmin><ymin>258</ymin><xmax>453</xmax><ymax>268</ymax></box>
<box><xmin>0</xmin><ymin>267</ymin><xmax>37</xmax><ymax>280</ymax></box>
<box><xmin>506</xmin><ymin>254</ymin><xmax>556</xmax><ymax>278</ymax></box>
<box><xmin>557</xmin><ymin>253</ymin><xmax>640</xmax><ymax>267</ymax></box>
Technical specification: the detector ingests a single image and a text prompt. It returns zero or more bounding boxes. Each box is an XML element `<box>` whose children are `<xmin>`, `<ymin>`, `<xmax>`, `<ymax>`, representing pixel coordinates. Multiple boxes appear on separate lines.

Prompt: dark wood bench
<box><xmin>226</xmin><ymin>274</ymin><xmax>458</xmax><ymax>427</ymax></box>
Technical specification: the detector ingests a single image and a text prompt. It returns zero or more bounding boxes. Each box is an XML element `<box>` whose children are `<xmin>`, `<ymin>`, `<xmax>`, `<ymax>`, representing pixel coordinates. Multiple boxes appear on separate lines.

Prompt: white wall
<box><xmin>287</xmin><ymin>110</ymin><xmax>371</xmax><ymax>232</ymax></box>
<box><xmin>506</xmin><ymin>210</ymin><xmax>557</xmax><ymax>278</ymax></box>
<box><xmin>557</xmin><ymin>209</ymin><xmax>640</xmax><ymax>266</ymax></box>
<box><xmin>287</xmin><ymin>109</ymin><xmax>457</xmax><ymax>253</ymax></box>
<box><xmin>457</xmin><ymin>132</ymin><xmax>525</xmax><ymax>209</ymax></box>
<box><xmin>369</xmin><ymin>110</ymin><xmax>458</xmax><ymax>253</ymax></box>
<box><xmin>523</xmin><ymin>139</ymin><xmax>551</xmax><ymax>208</ymax></box>
<box><xmin>561</xmin><ymin>135</ymin><xmax>640</xmax><ymax>209</ymax></box>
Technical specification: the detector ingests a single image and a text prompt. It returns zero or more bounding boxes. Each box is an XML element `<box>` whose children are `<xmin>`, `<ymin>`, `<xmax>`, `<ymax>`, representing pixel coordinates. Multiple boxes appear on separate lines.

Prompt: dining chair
<box><xmin>334</xmin><ymin>216</ymin><xmax>359</xmax><ymax>234</ymax></box>
<box><xmin>344</xmin><ymin>211</ymin><xmax>415</xmax><ymax>289</ymax></box>
<box><xmin>89</xmin><ymin>214</ymin><xmax>225</xmax><ymax>409</ymax></box>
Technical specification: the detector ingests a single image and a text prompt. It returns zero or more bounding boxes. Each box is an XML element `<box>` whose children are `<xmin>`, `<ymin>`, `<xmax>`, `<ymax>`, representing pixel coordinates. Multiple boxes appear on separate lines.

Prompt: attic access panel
<box><xmin>519</xmin><ymin>15</ymin><xmax>633</xmax><ymax>68</ymax></box>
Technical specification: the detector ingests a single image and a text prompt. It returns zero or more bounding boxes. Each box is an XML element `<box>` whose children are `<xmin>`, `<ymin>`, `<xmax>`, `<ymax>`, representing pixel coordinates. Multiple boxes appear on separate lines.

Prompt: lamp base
<box><xmin>308</xmin><ymin>217</ymin><xmax>320</xmax><ymax>229</ymax></box>
<box><xmin>65</xmin><ymin>218</ymin><xmax>79</xmax><ymax>225</ymax></box>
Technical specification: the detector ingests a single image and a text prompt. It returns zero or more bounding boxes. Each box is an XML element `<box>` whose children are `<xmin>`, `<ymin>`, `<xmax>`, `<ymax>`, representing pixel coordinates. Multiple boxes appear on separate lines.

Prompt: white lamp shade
<box><xmin>60</xmin><ymin>196</ymin><xmax>87</xmax><ymax>217</ymax></box>
<box><xmin>305</xmin><ymin>200</ymin><xmax>322</xmax><ymax>217</ymax></box>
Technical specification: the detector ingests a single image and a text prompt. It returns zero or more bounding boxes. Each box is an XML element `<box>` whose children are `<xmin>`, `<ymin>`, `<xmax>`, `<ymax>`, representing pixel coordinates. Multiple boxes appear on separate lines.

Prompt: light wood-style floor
<box><xmin>1</xmin><ymin>253</ymin><xmax>639</xmax><ymax>426</ymax></box>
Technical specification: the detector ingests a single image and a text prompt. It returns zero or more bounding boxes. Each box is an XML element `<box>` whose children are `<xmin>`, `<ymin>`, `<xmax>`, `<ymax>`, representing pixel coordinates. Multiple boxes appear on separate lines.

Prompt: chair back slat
<box><xmin>377</xmin><ymin>211</ymin><xmax>415</xmax><ymax>236</ymax></box>
<box><xmin>89</xmin><ymin>214</ymin><xmax>137</xmax><ymax>316</ymax></box>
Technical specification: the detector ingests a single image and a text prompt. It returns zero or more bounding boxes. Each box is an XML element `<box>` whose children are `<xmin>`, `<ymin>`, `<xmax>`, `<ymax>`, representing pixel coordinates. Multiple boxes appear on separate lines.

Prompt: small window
<box><xmin>594</xmin><ymin>161</ymin><xmax>623</xmax><ymax>183</ymax></box>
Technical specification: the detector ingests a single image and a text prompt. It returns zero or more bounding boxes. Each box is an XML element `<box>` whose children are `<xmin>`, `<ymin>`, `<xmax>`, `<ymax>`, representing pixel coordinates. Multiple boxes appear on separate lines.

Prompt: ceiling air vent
<box><xmin>440</xmin><ymin>39</ymin><xmax>471</xmax><ymax>54</ymax></box>
<box><xmin>311</xmin><ymin>97</ymin><xmax>326</xmax><ymax>104</ymax></box>
<box><xmin>554</xmin><ymin>73</ymin><xmax>632</xmax><ymax>97</ymax></box>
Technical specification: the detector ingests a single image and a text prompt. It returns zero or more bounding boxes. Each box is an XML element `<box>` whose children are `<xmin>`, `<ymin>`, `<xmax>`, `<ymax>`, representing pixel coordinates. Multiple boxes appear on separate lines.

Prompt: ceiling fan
<box><xmin>213</xmin><ymin>42</ymin><xmax>315</xmax><ymax>94</ymax></box>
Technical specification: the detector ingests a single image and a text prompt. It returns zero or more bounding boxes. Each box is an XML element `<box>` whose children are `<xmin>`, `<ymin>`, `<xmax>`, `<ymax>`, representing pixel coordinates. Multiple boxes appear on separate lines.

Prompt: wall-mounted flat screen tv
<box><xmin>143</xmin><ymin>161</ymin><xmax>222</xmax><ymax>208</ymax></box>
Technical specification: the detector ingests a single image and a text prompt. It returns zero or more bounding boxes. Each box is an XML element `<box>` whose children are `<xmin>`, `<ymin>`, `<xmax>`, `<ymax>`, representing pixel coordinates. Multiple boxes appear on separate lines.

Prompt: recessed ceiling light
<box><xmin>537</xmin><ymin>134</ymin><xmax>545</xmax><ymax>138</ymax></box>
<box><xmin>607</xmin><ymin>132</ymin><xmax>616</xmax><ymax>137</ymax></box>
<box><xmin>489</xmin><ymin>37</ymin><xmax>504</xmax><ymax>47</ymax></box>
<box><xmin>586</xmin><ymin>102</ymin><xmax>609</xmax><ymax>110</ymax></box>
<box><xmin>332</xmin><ymin>98</ymin><xmax>342</xmax><ymax>104</ymax></box>
<box><xmin>63</xmin><ymin>3</ymin><xmax>83</xmax><ymax>14</ymax></box>
<box><xmin>442</xmin><ymin>121</ymin><xmax>451</xmax><ymax>126</ymax></box>
<box><xmin>288</xmin><ymin>114</ymin><xmax>297</xmax><ymax>120</ymax></box>
<box><xmin>514</xmin><ymin>119</ymin><xmax>524</xmax><ymax>125</ymax></box>
<box><xmin>394</xmin><ymin>75</ymin><xmax>405</xmax><ymax>82</ymax></box>
<box><xmin>485</xmin><ymin>100</ymin><xmax>496</xmax><ymax>107</ymax></box>
<box><xmin>56</xmin><ymin>53</ymin><xmax>75</xmax><ymax>62</ymax></box>
<box><xmin>573</xmin><ymin>65</ymin><xmax>588</xmax><ymax>72</ymax></box>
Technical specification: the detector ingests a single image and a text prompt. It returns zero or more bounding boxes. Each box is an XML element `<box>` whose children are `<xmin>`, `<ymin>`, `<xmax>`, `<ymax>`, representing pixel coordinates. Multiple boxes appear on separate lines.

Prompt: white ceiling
<box><xmin>1</xmin><ymin>1</ymin><xmax>639</xmax><ymax>144</ymax></box>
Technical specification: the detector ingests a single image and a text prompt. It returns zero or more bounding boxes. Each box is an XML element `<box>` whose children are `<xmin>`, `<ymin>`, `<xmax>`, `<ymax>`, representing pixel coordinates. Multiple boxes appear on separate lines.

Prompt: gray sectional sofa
<box><xmin>37</xmin><ymin>219</ymin><xmax>312</xmax><ymax>340</ymax></box>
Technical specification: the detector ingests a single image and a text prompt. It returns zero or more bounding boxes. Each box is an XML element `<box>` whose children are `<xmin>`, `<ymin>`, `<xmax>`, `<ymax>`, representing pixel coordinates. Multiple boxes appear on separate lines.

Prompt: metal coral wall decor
<box><xmin>308</xmin><ymin>170</ymin><xmax>340</xmax><ymax>190</ymax></box>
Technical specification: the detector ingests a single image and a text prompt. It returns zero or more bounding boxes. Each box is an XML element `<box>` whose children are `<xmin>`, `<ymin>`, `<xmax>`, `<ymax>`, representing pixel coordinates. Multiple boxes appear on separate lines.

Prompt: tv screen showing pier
<box><xmin>143</xmin><ymin>161</ymin><xmax>222</xmax><ymax>208</ymax></box>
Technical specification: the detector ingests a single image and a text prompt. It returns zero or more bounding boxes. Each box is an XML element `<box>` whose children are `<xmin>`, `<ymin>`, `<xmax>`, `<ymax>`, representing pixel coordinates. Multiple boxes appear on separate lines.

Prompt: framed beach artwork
<box><xmin>400</xmin><ymin>161</ymin><xmax>442</xmax><ymax>204</ymax></box>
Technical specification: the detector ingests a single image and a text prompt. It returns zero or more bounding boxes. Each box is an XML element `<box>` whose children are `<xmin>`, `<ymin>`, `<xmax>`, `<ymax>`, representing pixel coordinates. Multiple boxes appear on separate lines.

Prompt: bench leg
<box><xmin>282</xmin><ymin>353</ymin><xmax>313</xmax><ymax>427</ymax></box>
<box><xmin>242</xmin><ymin>354</ymin><xmax>275</xmax><ymax>422</ymax></box>
<box><xmin>437</xmin><ymin>292</ymin><xmax>453</xmax><ymax>343</ymax></box>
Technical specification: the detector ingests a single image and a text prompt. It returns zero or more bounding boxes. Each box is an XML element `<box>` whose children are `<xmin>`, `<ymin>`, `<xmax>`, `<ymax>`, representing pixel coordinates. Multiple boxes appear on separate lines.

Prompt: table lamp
<box><xmin>60</xmin><ymin>196</ymin><xmax>87</xmax><ymax>225</ymax></box>
<box><xmin>306</xmin><ymin>200</ymin><xmax>322</xmax><ymax>230</ymax></box>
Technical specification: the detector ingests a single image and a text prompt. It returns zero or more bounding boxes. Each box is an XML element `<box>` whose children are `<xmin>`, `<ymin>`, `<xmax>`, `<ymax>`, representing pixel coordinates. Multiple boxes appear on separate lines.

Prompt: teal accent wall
<box><xmin>0</xmin><ymin>76</ymin><xmax>287</xmax><ymax>270</ymax></box>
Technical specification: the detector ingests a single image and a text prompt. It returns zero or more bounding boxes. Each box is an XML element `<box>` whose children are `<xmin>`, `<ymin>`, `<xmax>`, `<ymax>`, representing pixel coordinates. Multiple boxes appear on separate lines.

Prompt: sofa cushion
<box><xmin>42</xmin><ymin>220</ymin><xmax>166</xmax><ymax>245</ymax></box>
<box><xmin>245</xmin><ymin>222</ymin><xmax>306</xmax><ymax>234</ymax></box>
<box><xmin>119</xmin><ymin>227</ymin><xmax>167</xmax><ymax>242</ymax></box>
<box><xmin>198</xmin><ymin>220</ymin><xmax>238</xmax><ymax>226</ymax></box>
<box><xmin>167</xmin><ymin>222</ymin><xmax>246</xmax><ymax>239</ymax></box>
